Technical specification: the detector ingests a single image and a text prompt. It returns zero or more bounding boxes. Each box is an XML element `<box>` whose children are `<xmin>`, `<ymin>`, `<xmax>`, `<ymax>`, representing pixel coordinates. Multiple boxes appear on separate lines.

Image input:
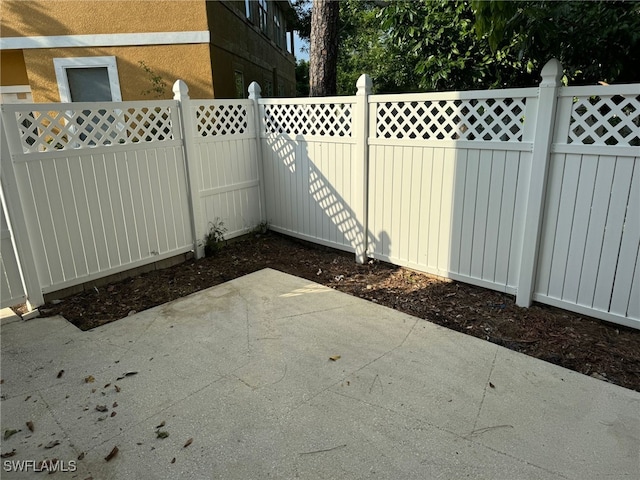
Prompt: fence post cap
<box><xmin>356</xmin><ymin>74</ymin><xmax>372</xmax><ymax>95</ymax></box>
<box><xmin>172</xmin><ymin>80</ymin><xmax>189</xmax><ymax>99</ymax></box>
<box><xmin>540</xmin><ymin>59</ymin><xmax>562</xmax><ymax>87</ymax></box>
<box><xmin>248</xmin><ymin>81</ymin><xmax>262</xmax><ymax>100</ymax></box>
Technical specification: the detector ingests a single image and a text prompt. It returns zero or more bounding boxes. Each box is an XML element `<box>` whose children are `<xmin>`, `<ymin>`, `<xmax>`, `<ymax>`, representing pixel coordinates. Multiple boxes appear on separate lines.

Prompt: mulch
<box><xmin>34</xmin><ymin>231</ymin><xmax>640</xmax><ymax>392</ymax></box>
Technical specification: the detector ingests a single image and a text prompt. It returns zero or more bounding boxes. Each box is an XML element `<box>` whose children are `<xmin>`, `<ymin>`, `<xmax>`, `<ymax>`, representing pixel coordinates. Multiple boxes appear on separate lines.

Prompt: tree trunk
<box><xmin>309</xmin><ymin>0</ymin><xmax>339</xmax><ymax>96</ymax></box>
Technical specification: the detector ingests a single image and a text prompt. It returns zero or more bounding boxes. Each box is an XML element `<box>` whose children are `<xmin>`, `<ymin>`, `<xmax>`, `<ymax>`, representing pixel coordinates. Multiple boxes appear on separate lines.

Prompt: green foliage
<box><xmin>377</xmin><ymin>0</ymin><xmax>528</xmax><ymax>91</ymax></box>
<box><xmin>337</xmin><ymin>0</ymin><xmax>418</xmax><ymax>94</ymax></box>
<box><xmin>203</xmin><ymin>219</ymin><xmax>227</xmax><ymax>257</ymax></box>
<box><xmin>252</xmin><ymin>221</ymin><xmax>269</xmax><ymax>236</ymax></box>
<box><xmin>471</xmin><ymin>0</ymin><xmax>640</xmax><ymax>84</ymax></box>
<box><xmin>296</xmin><ymin>60</ymin><xmax>310</xmax><ymax>96</ymax></box>
<box><xmin>139</xmin><ymin>61</ymin><xmax>168</xmax><ymax>98</ymax></box>
<box><xmin>292</xmin><ymin>0</ymin><xmax>312</xmax><ymax>40</ymax></box>
<box><xmin>330</xmin><ymin>0</ymin><xmax>640</xmax><ymax>93</ymax></box>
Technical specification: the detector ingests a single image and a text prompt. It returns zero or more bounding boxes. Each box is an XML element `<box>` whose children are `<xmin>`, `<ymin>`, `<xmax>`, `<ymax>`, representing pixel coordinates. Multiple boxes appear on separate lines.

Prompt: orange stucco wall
<box><xmin>1</xmin><ymin>1</ymin><xmax>208</xmax><ymax>37</ymax></box>
<box><xmin>23</xmin><ymin>44</ymin><xmax>214</xmax><ymax>102</ymax></box>
<box><xmin>0</xmin><ymin>50</ymin><xmax>29</xmax><ymax>86</ymax></box>
<box><xmin>1</xmin><ymin>1</ymin><xmax>214</xmax><ymax>101</ymax></box>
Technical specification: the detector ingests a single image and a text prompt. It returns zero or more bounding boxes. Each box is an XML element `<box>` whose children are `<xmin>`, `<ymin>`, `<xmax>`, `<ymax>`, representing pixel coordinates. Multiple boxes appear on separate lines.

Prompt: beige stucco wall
<box><xmin>0</xmin><ymin>50</ymin><xmax>29</xmax><ymax>85</ymax></box>
<box><xmin>24</xmin><ymin>44</ymin><xmax>214</xmax><ymax>102</ymax></box>
<box><xmin>1</xmin><ymin>1</ymin><xmax>208</xmax><ymax>37</ymax></box>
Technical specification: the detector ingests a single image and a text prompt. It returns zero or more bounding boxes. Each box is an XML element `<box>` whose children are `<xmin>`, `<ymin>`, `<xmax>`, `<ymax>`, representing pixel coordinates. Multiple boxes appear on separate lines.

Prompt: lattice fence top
<box><xmin>263</xmin><ymin>103</ymin><xmax>352</xmax><ymax>137</ymax></box>
<box><xmin>375</xmin><ymin>98</ymin><xmax>526</xmax><ymax>142</ymax></box>
<box><xmin>568</xmin><ymin>94</ymin><xmax>640</xmax><ymax>146</ymax></box>
<box><xmin>195</xmin><ymin>103</ymin><xmax>249</xmax><ymax>136</ymax></box>
<box><xmin>13</xmin><ymin>105</ymin><xmax>174</xmax><ymax>153</ymax></box>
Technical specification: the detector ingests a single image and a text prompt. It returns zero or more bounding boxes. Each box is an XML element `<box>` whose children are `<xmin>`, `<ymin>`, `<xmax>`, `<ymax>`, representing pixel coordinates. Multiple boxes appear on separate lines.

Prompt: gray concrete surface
<box><xmin>1</xmin><ymin>269</ymin><xmax>638</xmax><ymax>479</ymax></box>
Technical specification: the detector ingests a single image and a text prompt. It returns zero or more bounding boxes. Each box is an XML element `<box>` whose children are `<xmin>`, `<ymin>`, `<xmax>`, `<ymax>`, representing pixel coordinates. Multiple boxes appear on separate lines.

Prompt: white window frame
<box><xmin>53</xmin><ymin>56</ymin><xmax>122</xmax><ymax>103</ymax></box>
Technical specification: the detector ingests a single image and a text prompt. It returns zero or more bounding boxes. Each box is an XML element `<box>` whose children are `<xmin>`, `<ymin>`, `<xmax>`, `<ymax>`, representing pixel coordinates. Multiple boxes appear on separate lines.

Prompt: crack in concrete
<box><xmin>328</xmin><ymin>389</ymin><xmax>571</xmax><ymax>480</ymax></box>
<box><xmin>471</xmin><ymin>346</ymin><xmax>499</xmax><ymax>434</ymax></box>
<box><xmin>278</xmin><ymin>304</ymin><xmax>353</xmax><ymax>320</ymax></box>
<box><xmin>284</xmin><ymin>319</ymin><xmax>419</xmax><ymax>416</ymax></box>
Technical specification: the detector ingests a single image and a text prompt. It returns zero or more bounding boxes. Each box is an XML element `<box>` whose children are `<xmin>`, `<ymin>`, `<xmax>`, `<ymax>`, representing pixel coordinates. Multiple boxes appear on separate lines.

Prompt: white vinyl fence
<box><xmin>1</xmin><ymin>100</ymin><xmax>194</xmax><ymax>295</ymax></box>
<box><xmin>1</xmin><ymin>60</ymin><xmax>638</xmax><ymax>330</ymax></box>
<box><xmin>534</xmin><ymin>85</ymin><xmax>640</xmax><ymax>324</ymax></box>
<box><xmin>366</xmin><ymin>88</ymin><xmax>536</xmax><ymax>294</ymax></box>
<box><xmin>259</xmin><ymin>95</ymin><xmax>365</xmax><ymax>255</ymax></box>
<box><xmin>185</xmin><ymin>95</ymin><xmax>263</xmax><ymax>254</ymax></box>
<box><xmin>0</xmin><ymin>199</ymin><xmax>25</xmax><ymax>307</ymax></box>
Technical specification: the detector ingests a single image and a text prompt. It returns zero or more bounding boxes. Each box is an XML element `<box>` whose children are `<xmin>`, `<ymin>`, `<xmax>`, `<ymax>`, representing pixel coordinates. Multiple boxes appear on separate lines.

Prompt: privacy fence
<box><xmin>1</xmin><ymin>60</ymin><xmax>638</xmax><ymax>330</ymax></box>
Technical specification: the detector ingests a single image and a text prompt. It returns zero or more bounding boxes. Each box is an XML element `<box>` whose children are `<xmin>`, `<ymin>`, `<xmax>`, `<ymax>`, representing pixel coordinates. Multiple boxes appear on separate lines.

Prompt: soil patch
<box><xmin>35</xmin><ymin>232</ymin><xmax>640</xmax><ymax>392</ymax></box>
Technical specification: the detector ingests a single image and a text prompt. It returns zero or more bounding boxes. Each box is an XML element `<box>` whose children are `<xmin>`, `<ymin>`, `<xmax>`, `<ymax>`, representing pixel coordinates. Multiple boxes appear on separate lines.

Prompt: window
<box><xmin>263</xmin><ymin>79</ymin><xmax>273</xmax><ymax>97</ymax></box>
<box><xmin>273</xmin><ymin>8</ymin><xmax>283</xmax><ymax>48</ymax></box>
<box><xmin>53</xmin><ymin>56</ymin><xmax>122</xmax><ymax>102</ymax></box>
<box><xmin>258</xmin><ymin>0</ymin><xmax>268</xmax><ymax>34</ymax></box>
<box><xmin>287</xmin><ymin>31</ymin><xmax>294</xmax><ymax>54</ymax></box>
<box><xmin>234</xmin><ymin>71</ymin><xmax>245</xmax><ymax>99</ymax></box>
<box><xmin>245</xmin><ymin>0</ymin><xmax>252</xmax><ymax>21</ymax></box>
<box><xmin>53</xmin><ymin>56</ymin><xmax>123</xmax><ymax>145</ymax></box>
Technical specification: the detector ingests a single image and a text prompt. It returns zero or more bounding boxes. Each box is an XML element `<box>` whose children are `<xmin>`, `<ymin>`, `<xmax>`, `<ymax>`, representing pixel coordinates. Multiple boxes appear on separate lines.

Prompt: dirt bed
<box><xmin>35</xmin><ymin>232</ymin><xmax>640</xmax><ymax>392</ymax></box>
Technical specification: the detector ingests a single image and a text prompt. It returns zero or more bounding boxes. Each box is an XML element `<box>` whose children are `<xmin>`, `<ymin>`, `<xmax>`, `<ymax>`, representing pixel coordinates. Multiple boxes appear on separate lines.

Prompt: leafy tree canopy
<box><xmin>472</xmin><ymin>0</ymin><xmax>640</xmax><ymax>85</ymax></box>
<box><xmin>296</xmin><ymin>0</ymin><xmax>640</xmax><ymax>94</ymax></box>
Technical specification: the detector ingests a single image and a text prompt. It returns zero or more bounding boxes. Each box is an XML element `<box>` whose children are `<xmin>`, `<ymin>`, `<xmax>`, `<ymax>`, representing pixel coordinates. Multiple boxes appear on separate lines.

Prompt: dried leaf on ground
<box><xmin>104</xmin><ymin>446</ymin><xmax>118</xmax><ymax>462</ymax></box>
<box><xmin>84</xmin><ymin>375</ymin><xmax>95</xmax><ymax>383</ymax></box>
<box><xmin>95</xmin><ymin>405</ymin><xmax>108</xmax><ymax>412</ymax></box>
<box><xmin>44</xmin><ymin>440</ymin><xmax>60</xmax><ymax>449</ymax></box>
<box><xmin>171</xmin><ymin>457</ymin><xmax>176</xmax><ymax>464</ymax></box>
<box><xmin>489</xmin><ymin>382</ymin><xmax>495</xmax><ymax>389</ymax></box>
<box><xmin>26</xmin><ymin>421</ymin><xmax>34</xmax><ymax>432</ymax></box>
<box><xmin>110</xmin><ymin>411</ymin><xmax>117</xmax><ymax>417</ymax></box>
<box><xmin>183</xmin><ymin>438</ymin><xmax>193</xmax><ymax>448</ymax></box>
<box><xmin>156</xmin><ymin>431</ymin><xmax>169</xmax><ymax>439</ymax></box>
<box><xmin>57</xmin><ymin>370</ymin><xmax>64</xmax><ymax>378</ymax></box>
<box><xmin>114</xmin><ymin>385</ymin><xmax>121</xmax><ymax>392</ymax></box>
<box><xmin>4</xmin><ymin>429</ymin><xmax>19</xmax><ymax>440</ymax></box>
<box><xmin>78</xmin><ymin>452</ymin><xmax>85</xmax><ymax>460</ymax></box>
<box><xmin>155</xmin><ymin>421</ymin><xmax>165</xmax><ymax>429</ymax></box>
<box><xmin>329</xmin><ymin>355</ymin><xmax>341</xmax><ymax>361</ymax></box>
<box><xmin>1</xmin><ymin>449</ymin><xmax>16</xmax><ymax>458</ymax></box>
<box><xmin>116</xmin><ymin>372</ymin><xmax>138</xmax><ymax>380</ymax></box>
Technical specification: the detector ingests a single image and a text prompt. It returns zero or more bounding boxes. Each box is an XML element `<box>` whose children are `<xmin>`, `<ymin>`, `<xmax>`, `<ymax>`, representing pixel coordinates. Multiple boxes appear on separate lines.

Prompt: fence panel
<box><xmin>190</xmin><ymin>100</ymin><xmax>262</xmax><ymax>241</ymax></box>
<box><xmin>259</xmin><ymin>97</ymin><xmax>360</xmax><ymax>252</ymax></box>
<box><xmin>2</xmin><ymin>101</ymin><xmax>193</xmax><ymax>294</ymax></box>
<box><xmin>367</xmin><ymin>89</ymin><xmax>537</xmax><ymax>293</ymax></box>
<box><xmin>0</xmin><ymin>205</ymin><xmax>25</xmax><ymax>307</ymax></box>
<box><xmin>534</xmin><ymin>86</ymin><xmax>640</xmax><ymax>328</ymax></box>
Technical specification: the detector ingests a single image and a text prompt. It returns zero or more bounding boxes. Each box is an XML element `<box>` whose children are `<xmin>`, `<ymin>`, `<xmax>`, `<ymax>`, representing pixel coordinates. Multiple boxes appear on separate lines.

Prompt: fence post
<box><xmin>516</xmin><ymin>59</ymin><xmax>562</xmax><ymax>307</ymax></box>
<box><xmin>173</xmin><ymin>80</ymin><xmax>204</xmax><ymax>259</ymax></box>
<box><xmin>354</xmin><ymin>74</ymin><xmax>373</xmax><ymax>264</ymax></box>
<box><xmin>0</xmin><ymin>111</ymin><xmax>44</xmax><ymax>313</ymax></box>
<box><xmin>248</xmin><ymin>82</ymin><xmax>267</xmax><ymax>224</ymax></box>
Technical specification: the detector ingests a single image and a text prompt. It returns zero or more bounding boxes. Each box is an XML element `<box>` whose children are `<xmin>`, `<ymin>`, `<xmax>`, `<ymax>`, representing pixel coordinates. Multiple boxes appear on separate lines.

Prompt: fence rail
<box><xmin>1</xmin><ymin>60</ymin><xmax>638</xmax><ymax>330</ymax></box>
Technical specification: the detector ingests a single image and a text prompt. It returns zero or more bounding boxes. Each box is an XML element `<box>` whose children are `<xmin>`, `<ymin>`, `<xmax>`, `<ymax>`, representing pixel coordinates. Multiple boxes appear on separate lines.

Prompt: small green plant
<box><xmin>204</xmin><ymin>219</ymin><xmax>227</xmax><ymax>257</ymax></box>
<box><xmin>252</xmin><ymin>221</ymin><xmax>269</xmax><ymax>236</ymax></box>
<box><xmin>139</xmin><ymin>61</ymin><xmax>167</xmax><ymax>98</ymax></box>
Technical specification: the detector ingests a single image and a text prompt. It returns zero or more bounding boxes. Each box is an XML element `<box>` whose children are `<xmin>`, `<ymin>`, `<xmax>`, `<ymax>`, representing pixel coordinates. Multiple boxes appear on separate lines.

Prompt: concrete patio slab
<box><xmin>1</xmin><ymin>269</ymin><xmax>638</xmax><ymax>479</ymax></box>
